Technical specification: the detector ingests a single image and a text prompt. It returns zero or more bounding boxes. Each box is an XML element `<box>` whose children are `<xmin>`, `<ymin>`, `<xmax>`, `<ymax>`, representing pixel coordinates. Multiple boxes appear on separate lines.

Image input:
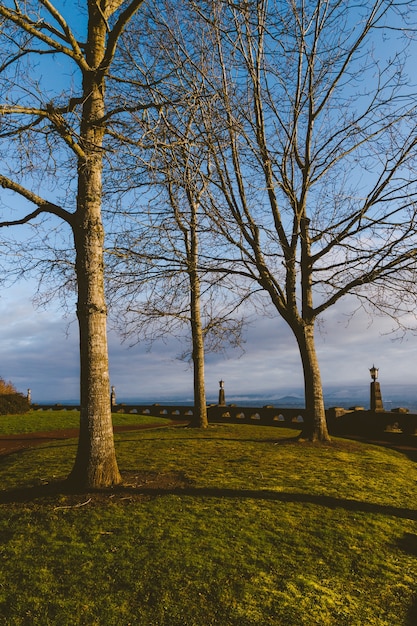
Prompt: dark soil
<box><xmin>0</xmin><ymin>470</ymin><xmax>193</xmax><ymax>508</ymax></box>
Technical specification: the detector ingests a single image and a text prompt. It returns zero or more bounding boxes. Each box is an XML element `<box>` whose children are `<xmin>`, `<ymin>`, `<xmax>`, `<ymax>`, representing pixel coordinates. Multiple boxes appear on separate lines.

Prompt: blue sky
<box><xmin>1</xmin><ymin>280</ymin><xmax>416</xmax><ymax>405</ymax></box>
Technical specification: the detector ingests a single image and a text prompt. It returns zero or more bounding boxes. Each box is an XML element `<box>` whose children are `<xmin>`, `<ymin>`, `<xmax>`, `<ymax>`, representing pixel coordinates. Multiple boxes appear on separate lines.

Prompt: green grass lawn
<box><xmin>0</xmin><ymin>410</ymin><xmax>170</xmax><ymax>434</ymax></box>
<box><xmin>0</xmin><ymin>420</ymin><xmax>416</xmax><ymax>625</ymax></box>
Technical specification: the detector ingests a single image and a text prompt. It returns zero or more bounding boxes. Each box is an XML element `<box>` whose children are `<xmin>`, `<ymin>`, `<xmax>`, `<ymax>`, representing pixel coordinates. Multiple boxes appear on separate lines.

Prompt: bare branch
<box><xmin>0</xmin><ymin>175</ymin><xmax>74</xmax><ymax>226</ymax></box>
<box><xmin>103</xmin><ymin>0</ymin><xmax>146</xmax><ymax>70</ymax></box>
<box><xmin>0</xmin><ymin>4</ymin><xmax>88</xmax><ymax>70</ymax></box>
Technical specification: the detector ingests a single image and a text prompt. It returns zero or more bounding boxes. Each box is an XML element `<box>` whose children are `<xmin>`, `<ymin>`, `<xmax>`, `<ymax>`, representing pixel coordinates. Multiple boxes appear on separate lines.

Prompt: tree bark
<box><xmin>294</xmin><ymin>322</ymin><xmax>331</xmax><ymax>442</ymax></box>
<box><xmin>190</xmin><ymin>272</ymin><xmax>208</xmax><ymax>428</ymax></box>
<box><xmin>68</xmin><ymin>215</ymin><xmax>122</xmax><ymax>488</ymax></box>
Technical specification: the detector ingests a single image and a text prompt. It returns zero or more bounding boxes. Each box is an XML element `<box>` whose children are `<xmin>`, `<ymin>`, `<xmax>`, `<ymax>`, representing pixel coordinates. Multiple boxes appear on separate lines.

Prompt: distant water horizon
<box><xmin>35</xmin><ymin>383</ymin><xmax>417</xmax><ymax>413</ymax></box>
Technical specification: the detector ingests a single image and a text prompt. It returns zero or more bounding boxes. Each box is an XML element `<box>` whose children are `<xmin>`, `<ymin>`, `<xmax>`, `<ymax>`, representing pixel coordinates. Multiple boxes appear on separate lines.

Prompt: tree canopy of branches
<box><xmin>132</xmin><ymin>0</ymin><xmax>417</xmax><ymax>440</ymax></box>
<box><xmin>104</xmin><ymin>8</ymin><xmax>251</xmax><ymax>427</ymax></box>
<box><xmin>107</xmin><ymin>98</ymin><xmax>250</xmax><ymax>428</ymax></box>
<box><xmin>2</xmin><ymin>0</ymin><xmax>417</xmax><ymax>450</ymax></box>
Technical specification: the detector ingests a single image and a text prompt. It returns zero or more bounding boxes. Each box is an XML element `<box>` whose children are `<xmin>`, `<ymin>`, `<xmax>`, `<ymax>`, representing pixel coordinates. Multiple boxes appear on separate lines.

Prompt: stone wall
<box><xmin>32</xmin><ymin>403</ymin><xmax>417</xmax><ymax>436</ymax></box>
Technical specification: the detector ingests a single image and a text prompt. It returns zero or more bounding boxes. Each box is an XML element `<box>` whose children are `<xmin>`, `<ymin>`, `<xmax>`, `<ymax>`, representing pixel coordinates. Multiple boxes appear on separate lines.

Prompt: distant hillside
<box><xmin>34</xmin><ymin>383</ymin><xmax>417</xmax><ymax>413</ymax></box>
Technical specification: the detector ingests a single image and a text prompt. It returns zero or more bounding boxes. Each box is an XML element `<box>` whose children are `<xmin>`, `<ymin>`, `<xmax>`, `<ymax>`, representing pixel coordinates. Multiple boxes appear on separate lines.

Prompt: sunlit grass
<box><xmin>0</xmin><ymin>422</ymin><xmax>416</xmax><ymax>625</ymax></box>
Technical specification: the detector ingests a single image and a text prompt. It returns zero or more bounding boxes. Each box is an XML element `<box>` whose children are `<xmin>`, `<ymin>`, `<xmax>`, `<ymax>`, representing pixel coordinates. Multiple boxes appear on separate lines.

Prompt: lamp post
<box><xmin>369</xmin><ymin>365</ymin><xmax>384</xmax><ymax>412</ymax></box>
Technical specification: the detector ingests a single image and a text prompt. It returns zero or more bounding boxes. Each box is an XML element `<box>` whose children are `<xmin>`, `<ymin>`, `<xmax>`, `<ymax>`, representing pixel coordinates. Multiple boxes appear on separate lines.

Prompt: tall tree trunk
<box><xmin>68</xmin><ymin>214</ymin><xmax>122</xmax><ymax>488</ymax></box>
<box><xmin>190</xmin><ymin>291</ymin><xmax>208</xmax><ymax>428</ymax></box>
<box><xmin>189</xmin><ymin>250</ymin><xmax>208</xmax><ymax>428</ymax></box>
<box><xmin>68</xmin><ymin>5</ymin><xmax>121</xmax><ymax>487</ymax></box>
<box><xmin>294</xmin><ymin>322</ymin><xmax>331</xmax><ymax>442</ymax></box>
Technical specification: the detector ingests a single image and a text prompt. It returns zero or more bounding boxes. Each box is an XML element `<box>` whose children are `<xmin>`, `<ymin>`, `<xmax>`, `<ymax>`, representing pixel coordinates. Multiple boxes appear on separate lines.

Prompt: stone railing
<box><xmin>33</xmin><ymin>403</ymin><xmax>306</xmax><ymax>428</ymax></box>
<box><xmin>328</xmin><ymin>406</ymin><xmax>417</xmax><ymax>436</ymax></box>
<box><xmin>32</xmin><ymin>403</ymin><xmax>417</xmax><ymax>436</ymax></box>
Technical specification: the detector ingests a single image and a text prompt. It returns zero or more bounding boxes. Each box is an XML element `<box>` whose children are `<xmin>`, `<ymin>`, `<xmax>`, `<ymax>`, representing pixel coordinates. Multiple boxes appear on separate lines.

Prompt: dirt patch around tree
<box><xmin>0</xmin><ymin>470</ymin><xmax>194</xmax><ymax>508</ymax></box>
<box><xmin>0</xmin><ymin>421</ymin><xmax>191</xmax><ymax>507</ymax></box>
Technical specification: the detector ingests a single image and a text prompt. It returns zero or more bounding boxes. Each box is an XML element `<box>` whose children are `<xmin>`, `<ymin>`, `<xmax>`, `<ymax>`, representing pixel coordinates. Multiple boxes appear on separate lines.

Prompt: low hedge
<box><xmin>0</xmin><ymin>393</ymin><xmax>30</xmax><ymax>415</ymax></box>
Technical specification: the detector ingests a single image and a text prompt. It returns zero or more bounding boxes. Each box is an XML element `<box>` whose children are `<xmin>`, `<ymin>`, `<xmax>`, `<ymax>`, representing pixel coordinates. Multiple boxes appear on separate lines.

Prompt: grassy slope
<box><xmin>0</xmin><ymin>423</ymin><xmax>416</xmax><ymax>625</ymax></box>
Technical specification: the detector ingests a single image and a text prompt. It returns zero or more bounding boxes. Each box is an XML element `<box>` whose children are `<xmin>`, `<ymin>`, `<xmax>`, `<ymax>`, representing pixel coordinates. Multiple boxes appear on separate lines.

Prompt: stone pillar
<box><xmin>370</xmin><ymin>381</ymin><xmax>384</xmax><ymax>412</ymax></box>
<box><xmin>110</xmin><ymin>385</ymin><xmax>116</xmax><ymax>408</ymax></box>
<box><xmin>27</xmin><ymin>389</ymin><xmax>31</xmax><ymax>404</ymax></box>
<box><xmin>218</xmin><ymin>380</ymin><xmax>226</xmax><ymax>406</ymax></box>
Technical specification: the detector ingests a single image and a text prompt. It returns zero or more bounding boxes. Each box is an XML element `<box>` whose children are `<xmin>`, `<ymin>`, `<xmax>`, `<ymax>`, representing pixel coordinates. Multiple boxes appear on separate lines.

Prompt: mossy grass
<box><xmin>0</xmin><ymin>422</ymin><xmax>417</xmax><ymax>625</ymax></box>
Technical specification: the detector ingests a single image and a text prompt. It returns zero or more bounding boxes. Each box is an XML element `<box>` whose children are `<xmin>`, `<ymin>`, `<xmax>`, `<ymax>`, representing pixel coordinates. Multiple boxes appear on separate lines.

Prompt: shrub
<box><xmin>0</xmin><ymin>393</ymin><xmax>30</xmax><ymax>415</ymax></box>
<box><xmin>0</xmin><ymin>377</ymin><xmax>16</xmax><ymax>395</ymax></box>
<box><xmin>0</xmin><ymin>377</ymin><xmax>30</xmax><ymax>415</ymax></box>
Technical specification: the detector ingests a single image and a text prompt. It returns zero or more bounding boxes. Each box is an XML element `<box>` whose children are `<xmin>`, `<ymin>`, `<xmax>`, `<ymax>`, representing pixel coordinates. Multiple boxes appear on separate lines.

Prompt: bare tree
<box><xmin>0</xmin><ymin>0</ymin><xmax>147</xmax><ymax>487</ymax></box>
<box><xmin>161</xmin><ymin>0</ymin><xmax>417</xmax><ymax>440</ymax></box>
<box><xmin>102</xmin><ymin>4</ymin><xmax>251</xmax><ymax>428</ymax></box>
<box><xmin>107</xmin><ymin>103</ymin><xmax>247</xmax><ymax>428</ymax></box>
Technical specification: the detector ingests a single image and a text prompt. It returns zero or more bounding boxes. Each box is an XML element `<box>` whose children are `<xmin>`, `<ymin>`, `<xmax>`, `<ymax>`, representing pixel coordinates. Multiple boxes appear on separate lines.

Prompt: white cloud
<box><xmin>1</xmin><ymin>284</ymin><xmax>416</xmax><ymax>404</ymax></box>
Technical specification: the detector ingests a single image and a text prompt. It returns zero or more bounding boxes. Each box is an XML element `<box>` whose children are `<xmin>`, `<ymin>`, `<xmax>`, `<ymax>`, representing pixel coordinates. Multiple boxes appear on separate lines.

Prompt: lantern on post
<box><xmin>369</xmin><ymin>365</ymin><xmax>378</xmax><ymax>382</ymax></box>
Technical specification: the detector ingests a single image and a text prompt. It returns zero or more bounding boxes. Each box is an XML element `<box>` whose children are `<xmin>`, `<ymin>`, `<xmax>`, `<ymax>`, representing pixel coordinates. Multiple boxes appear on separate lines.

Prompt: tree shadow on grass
<box><xmin>342</xmin><ymin>433</ymin><xmax>417</xmax><ymax>464</ymax></box>
<box><xmin>1</xmin><ymin>470</ymin><xmax>417</xmax><ymax>522</ymax></box>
